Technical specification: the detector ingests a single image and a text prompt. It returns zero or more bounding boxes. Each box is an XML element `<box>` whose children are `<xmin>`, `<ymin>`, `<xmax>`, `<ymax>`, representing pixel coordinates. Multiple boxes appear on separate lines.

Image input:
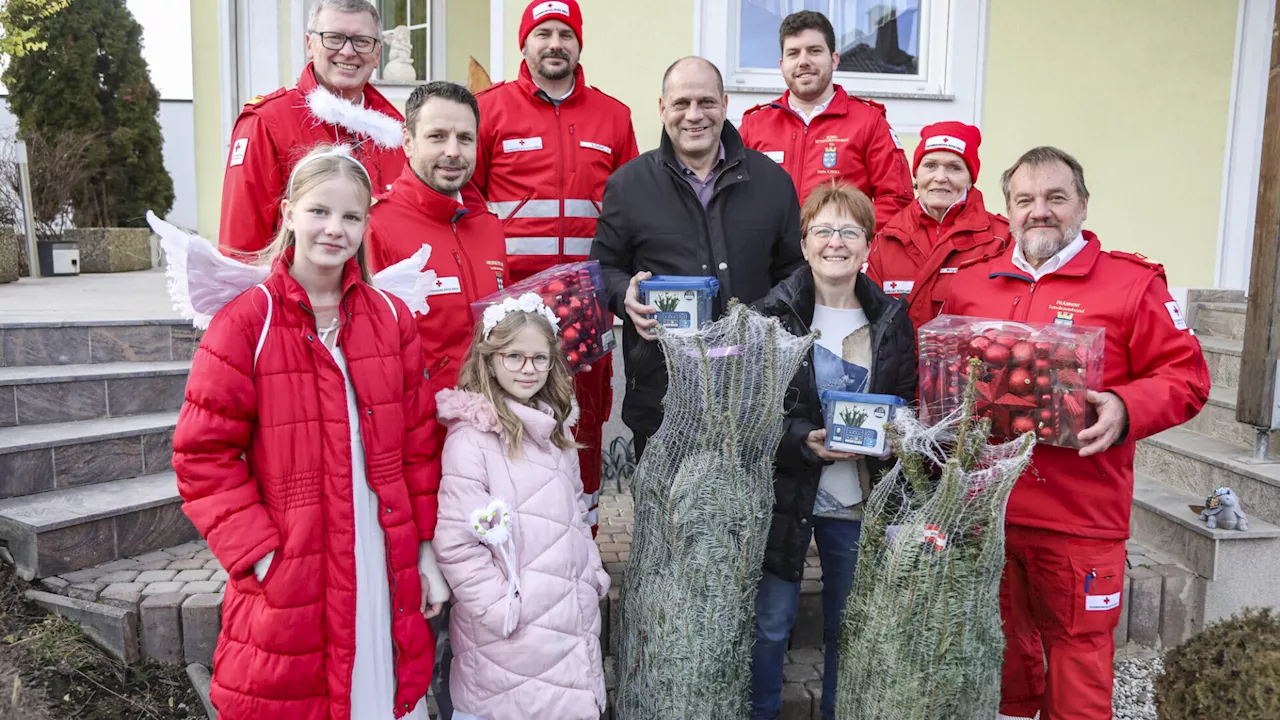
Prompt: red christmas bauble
<box><xmin>1034</xmin><ymin>341</ymin><xmax>1052</xmax><ymax>358</ymax></box>
<box><xmin>1037</xmin><ymin>425</ymin><xmax>1056</xmax><ymax>440</ymax></box>
<box><xmin>1011</xmin><ymin>416</ymin><xmax>1035</xmax><ymax>434</ymax></box>
<box><xmin>555</xmin><ymin>306</ymin><xmax>571</xmax><ymax>320</ymax></box>
<box><xmin>1035</xmin><ymin>408</ymin><xmax>1053</xmax><ymax>425</ymax></box>
<box><xmin>545</xmin><ymin>280</ymin><xmax>566</xmax><ymax>295</ymax></box>
<box><xmin>994</xmin><ymin>334</ymin><xmax>1020</xmax><ymax>348</ymax></box>
<box><xmin>1033</xmin><ymin>358</ymin><xmax>1051</xmax><ymax>373</ymax></box>
<box><xmin>1009</xmin><ymin>368</ymin><xmax>1034</xmax><ymax>395</ymax></box>
<box><xmin>1034</xmin><ymin>374</ymin><xmax>1053</xmax><ymax>393</ymax></box>
<box><xmin>562</xmin><ymin>326</ymin><xmax>579</xmax><ymax>344</ymax></box>
<box><xmin>1011</xmin><ymin>341</ymin><xmax>1035</xmax><ymax>367</ymax></box>
<box><xmin>968</xmin><ymin>336</ymin><xmax>992</xmax><ymax>358</ymax></box>
<box><xmin>567</xmin><ymin>351</ymin><xmax>580</xmax><ymax>365</ymax></box>
<box><xmin>983</xmin><ymin>343</ymin><xmax>1012</xmax><ymax>366</ymax></box>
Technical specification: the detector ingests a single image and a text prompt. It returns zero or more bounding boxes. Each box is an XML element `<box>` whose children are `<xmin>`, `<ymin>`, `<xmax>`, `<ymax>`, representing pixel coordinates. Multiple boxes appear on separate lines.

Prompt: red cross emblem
<box><xmin>435</xmin><ymin>279</ymin><xmax>444</xmax><ymax>288</ymax></box>
<box><xmin>518</xmin><ymin>139</ymin><xmax>526</xmax><ymax>146</ymax></box>
<box><xmin>888</xmin><ymin>281</ymin><xmax>899</xmax><ymax>291</ymax></box>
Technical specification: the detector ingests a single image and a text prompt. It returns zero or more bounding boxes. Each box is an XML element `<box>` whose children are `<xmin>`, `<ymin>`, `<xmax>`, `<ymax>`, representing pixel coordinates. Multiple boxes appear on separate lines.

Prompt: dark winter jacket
<box><xmin>590</xmin><ymin>121</ymin><xmax>806</xmax><ymax>444</ymax></box>
<box><xmin>758</xmin><ymin>266</ymin><xmax>918</xmax><ymax>581</ymax></box>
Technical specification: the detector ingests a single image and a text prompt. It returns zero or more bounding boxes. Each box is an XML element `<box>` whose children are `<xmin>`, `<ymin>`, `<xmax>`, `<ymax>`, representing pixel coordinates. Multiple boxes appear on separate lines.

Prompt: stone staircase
<box><xmin>1130</xmin><ymin>289</ymin><xmax>1280</xmax><ymax>628</ymax></box>
<box><xmin>0</xmin><ymin>321</ymin><xmax>200</xmax><ymax>581</ymax></box>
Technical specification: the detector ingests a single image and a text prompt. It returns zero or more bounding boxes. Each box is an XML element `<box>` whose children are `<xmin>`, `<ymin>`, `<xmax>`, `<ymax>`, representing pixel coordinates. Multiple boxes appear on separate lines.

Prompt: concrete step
<box><xmin>0</xmin><ymin>360</ymin><xmax>189</xmax><ymax>426</ymax></box>
<box><xmin>0</xmin><ymin>320</ymin><xmax>198</xmax><ymax>367</ymax></box>
<box><xmin>0</xmin><ymin>472</ymin><xmax>197</xmax><ymax>580</ymax></box>
<box><xmin>1182</xmin><ymin>385</ymin><xmax>1279</xmax><ymax>452</ymax></box>
<box><xmin>1187</xmin><ymin>288</ymin><xmax>1246</xmax><ymax>306</ymax></box>
<box><xmin>1130</xmin><ymin>474</ymin><xmax>1280</xmax><ymax>625</ymax></box>
<box><xmin>0</xmin><ymin>412</ymin><xmax>178</xmax><ymax>498</ymax></box>
<box><xmin>1136</xmin><ymin>426</ymin><xmax>1280</xmax><ymax>526</ymax></box>
<box><xmin>1197</xmin><ymin>336</ymin><xmax>1240</xmax><ymax>390</ymax></box>
<box><xmin>1191</xmin><ymin>302</ymin><xmax>1247</xmax><ymax>342</ymax></box>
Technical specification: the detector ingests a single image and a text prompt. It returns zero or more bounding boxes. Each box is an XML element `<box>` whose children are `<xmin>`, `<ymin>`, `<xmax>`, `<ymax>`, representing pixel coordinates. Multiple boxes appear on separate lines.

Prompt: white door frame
<box><xmin>489</xmin><ymin>0</ymin><xmax>506</xmax><ymax>83</ymax></box>
<box><xmin>1216</xmin><ymin>0</ymin><xmax>1274</xmax><ymax>291</ymax></box>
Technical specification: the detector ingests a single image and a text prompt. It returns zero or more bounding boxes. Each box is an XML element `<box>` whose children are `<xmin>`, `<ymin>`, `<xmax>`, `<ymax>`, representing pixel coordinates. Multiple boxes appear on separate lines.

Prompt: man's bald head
<box><xmin>662</xmin><ymin>56</ymin><xmax>724</xmax><ymax>98</ymax></box>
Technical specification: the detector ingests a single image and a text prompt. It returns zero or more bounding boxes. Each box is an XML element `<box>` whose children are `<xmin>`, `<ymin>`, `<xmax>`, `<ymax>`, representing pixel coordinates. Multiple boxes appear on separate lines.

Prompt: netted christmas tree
<box><xmin>836</xmin><ymin>358</ymin><xmax>1035</xmax><ymax>720</ymax></box>
<box><xmin>615</xmin><ymin>303</ymin><xmax>814</xmax><ymax>720</ymax></box>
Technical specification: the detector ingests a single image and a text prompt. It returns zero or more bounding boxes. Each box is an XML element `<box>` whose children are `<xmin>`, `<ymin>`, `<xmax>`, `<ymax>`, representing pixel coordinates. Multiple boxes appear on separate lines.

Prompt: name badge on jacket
<box><xmin>503</xmin><ymin>137</ymin><xmax>543</xmax><ymax>153</ymax></box>
<box><xmin>426</xmin><ymin>276</ymin><xmax>462</xmax><ymax>296</ymax></box>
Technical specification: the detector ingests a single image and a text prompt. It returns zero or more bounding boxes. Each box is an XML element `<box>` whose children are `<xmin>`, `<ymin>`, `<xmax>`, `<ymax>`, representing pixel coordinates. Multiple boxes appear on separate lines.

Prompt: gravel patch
<box><xmin>1113</xmin><ymin>654</ymin><xmax>1162</xmax><ymax>720</ymax></box>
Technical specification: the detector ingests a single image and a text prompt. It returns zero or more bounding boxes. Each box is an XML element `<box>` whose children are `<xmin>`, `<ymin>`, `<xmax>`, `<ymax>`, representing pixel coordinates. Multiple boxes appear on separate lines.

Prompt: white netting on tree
<box><xmin>835</xmin><ymin>359</ymin><xmax>1035</xmax><ymax>719</ymax></box>
<box><xmin>615</xmin><ymin>303</ymin><xmax>815</xmax><ymax>720</ymax></box>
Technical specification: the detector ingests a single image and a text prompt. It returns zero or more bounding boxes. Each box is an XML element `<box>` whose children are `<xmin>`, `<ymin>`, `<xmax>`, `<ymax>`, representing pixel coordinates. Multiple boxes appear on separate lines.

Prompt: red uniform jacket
<box><xmin>174</xmin><ymin>255</ymin><xmax>437</xmax><ymax>719</ymax></box>
<box><xmin>219</xmin><ymin>64</ymin><xmax>407</xmax><ymax>254</ymax></box>
<box><xmin>739</xmin><ymin>86</ymin><xmax>914</xmax><ymax>220</ymax></box>
<box><xmin>867</xmin><ymin>187</ymin><xmax>1009</xmax><ymax>329</ymax></box>
<box><xmin>474</xmin><ymin>64</ymin><xmax>639</xmax><ymax>282</ymax></box>
<box><xmin>945</xmin><ymin>233</ymin><xmax>1210</xmax><ymax>539</ymax></box>
<box><xmin>366</xmin><ymin>165</ymin><xmax>507</xmax><ymax>396</ymax></box>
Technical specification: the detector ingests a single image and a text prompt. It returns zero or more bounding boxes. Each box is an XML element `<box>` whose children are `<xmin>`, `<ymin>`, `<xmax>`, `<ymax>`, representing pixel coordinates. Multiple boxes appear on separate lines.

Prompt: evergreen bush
<box><xmin>1156</xmin><ymin>608</ymin><xmax>1280</xmax><ymax>719</ymax></box>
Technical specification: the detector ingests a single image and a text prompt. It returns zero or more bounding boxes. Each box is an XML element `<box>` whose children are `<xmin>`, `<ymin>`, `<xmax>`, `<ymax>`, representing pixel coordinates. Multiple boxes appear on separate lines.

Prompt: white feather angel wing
<box><xmin>370</xmin><ymin>244</ymin><xmax>436</xmax><ymax>317</ymax></box>
<box><xmin>147</xmin><ymin>211</ymin><xmax>269</xmax><ymax>329</ymax></box>
<box><xmin>306</xmin><ymin>86</ymin><xmax>404</xmax><ymax>150</ymax></box>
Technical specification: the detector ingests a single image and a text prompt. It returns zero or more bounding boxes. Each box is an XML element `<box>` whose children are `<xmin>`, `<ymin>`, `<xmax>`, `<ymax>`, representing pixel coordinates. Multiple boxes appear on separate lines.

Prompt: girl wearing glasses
<box><xmin>432</xmin><ymin>296</ymin><xmax>610</xmax><ymax>720</ymax></box>
<box><xmin>752</xmin><ymin>182</ymin><xmax>918</xmax><ymax>720</ymax></box>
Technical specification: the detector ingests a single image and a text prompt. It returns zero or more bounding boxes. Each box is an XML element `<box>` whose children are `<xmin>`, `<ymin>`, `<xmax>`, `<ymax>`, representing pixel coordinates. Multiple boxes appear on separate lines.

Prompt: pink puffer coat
<box><xmin>434</xmin><ymin>389</ymin><xmax>609</xmax><ymax>720</ymax></box>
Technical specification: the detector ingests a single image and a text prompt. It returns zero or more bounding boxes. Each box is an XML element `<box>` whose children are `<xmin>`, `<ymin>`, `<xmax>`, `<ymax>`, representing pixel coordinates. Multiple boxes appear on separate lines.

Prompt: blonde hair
<box><xmin>456</xmin><ymin>311</ymin><xmax>581</xmax><ymax>458</ymax></box>
<box><xmin>256</xmin><ymin>144</ymin><xmax>373</xmax><ymax>281</ymax></box>
<box><xmin>800</xmin><ymin>181</ymin><xmax>877</xmax><ymax>239</ymax></box>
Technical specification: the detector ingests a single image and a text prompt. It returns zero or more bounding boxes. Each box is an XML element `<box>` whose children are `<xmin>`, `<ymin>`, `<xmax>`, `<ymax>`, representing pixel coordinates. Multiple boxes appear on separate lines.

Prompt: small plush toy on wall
<box><xmin>1199</xmin><ymin>487</ymin><xmax>1249</xmax><ymax>531</ymax></box>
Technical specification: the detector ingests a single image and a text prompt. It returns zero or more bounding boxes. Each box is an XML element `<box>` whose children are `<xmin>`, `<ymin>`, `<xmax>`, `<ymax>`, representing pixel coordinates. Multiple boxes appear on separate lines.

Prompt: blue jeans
<box><xmin>750</xmin><ymin>516</ymin><xmax>862</xmax><ymax>720</ymax></box>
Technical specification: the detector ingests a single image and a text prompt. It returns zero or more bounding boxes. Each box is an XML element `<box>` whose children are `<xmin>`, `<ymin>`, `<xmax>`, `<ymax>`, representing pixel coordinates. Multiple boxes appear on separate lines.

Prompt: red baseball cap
<box><xmin>519</xmin><ymin>0</ymin><xmax>584</xmax><ymax>50</ymax></box>
<box><xmin>914</xmin><ymin>121</ymin><xmax>982</xmax><ymax>182</ymax></box>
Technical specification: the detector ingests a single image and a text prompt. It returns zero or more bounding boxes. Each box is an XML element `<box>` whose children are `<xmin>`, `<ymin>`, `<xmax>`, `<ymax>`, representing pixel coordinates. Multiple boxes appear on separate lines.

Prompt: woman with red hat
<box><xmin>866</xmin><ymin>121</ymin><xmax>1009</xmax><ymax>330</ymax></box>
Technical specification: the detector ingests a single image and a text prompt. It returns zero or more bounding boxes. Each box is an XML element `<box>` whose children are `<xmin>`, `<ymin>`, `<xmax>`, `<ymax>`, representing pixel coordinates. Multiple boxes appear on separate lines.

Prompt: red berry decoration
<box><xmin>983</xmin><ymin>343</ymin><xmax>1012</xmax><ymax>366</ymax></box>
<box><xmin>1008</xmin><ymin>368</ymin><xmax>1034</xmax><ymax>395</ymax></box>
<box><xmin>1011</xmin><ymin>341</ymin><xmax>1035</xmax><ymax>368</ymax></box>
<box><xmin>1011</xmin><ymin>415</ymin><xmax>1035</xmax><ymax>435</ymax></box>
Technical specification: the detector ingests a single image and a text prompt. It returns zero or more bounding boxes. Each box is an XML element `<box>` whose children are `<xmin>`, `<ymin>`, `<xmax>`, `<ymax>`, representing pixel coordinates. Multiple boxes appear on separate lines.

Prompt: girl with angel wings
<box><xmin>153</xmin><ymin>144</ymin><xmax>447</xmax><ymax>719</ymax></box>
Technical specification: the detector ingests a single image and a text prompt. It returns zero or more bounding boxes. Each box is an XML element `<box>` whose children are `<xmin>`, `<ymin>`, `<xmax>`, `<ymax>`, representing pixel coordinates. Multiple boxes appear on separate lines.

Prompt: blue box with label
<box><xmin>638</xmin><ymin>275</ymin><xmax>721</xmax><ymax>335</ymax></box>
<box><xmin>820</xmin><ymin>391</ymin><xmax>906</xmax><ymax>456</ymax></box>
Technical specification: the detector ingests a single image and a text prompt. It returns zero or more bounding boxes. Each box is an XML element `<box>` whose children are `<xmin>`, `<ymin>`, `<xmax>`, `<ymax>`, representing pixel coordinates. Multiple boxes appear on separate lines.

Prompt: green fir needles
<box><xmin>836</xmin><ymin>357</ymin><xmax>1035</xmax><ymax>719</ymax></box>
<box><xmin>615</xmin><ymin>303</ymin><xmax>815</xmax><ymax>719</ymax></box>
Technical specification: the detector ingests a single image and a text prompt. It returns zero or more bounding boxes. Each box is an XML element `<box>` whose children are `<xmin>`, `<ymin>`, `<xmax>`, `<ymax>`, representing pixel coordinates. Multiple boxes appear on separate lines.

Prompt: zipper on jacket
<box><xmin>452</xmin><ymin>231</ymin><xmax>480</xmax><ymax>302</ymax></box>
<box><xmin>382</xmin><ymin>532</ymin><xmax>402</xmax><ymax>702</ymax></box>
<box><xmin>792</xmin><ymin>130</ymin><xmax>800</xmax><ymax>182</ymax></box>
<box><xmin>556</xmin><ymin>106</ymin><xmax>567</xmax><ymax>258</ymax></box>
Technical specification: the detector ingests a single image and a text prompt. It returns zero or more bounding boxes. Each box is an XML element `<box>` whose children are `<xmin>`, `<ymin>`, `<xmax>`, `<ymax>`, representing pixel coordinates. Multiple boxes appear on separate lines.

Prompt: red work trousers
<box><xmin>572</xmin><ymin>356</ymin><xmax>612</xmax><ymax>535</ymax></box>
<box><xmin>999</xmin><ymin>525</ymin><xmax>1126</xmax><ymax>720</ymax></box>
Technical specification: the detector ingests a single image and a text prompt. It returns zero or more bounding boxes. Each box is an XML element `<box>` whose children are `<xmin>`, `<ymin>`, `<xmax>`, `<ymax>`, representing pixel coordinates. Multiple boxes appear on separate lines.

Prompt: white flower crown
<box><xmin>482</xmin><ymin>292</ymin><xmax>559</xmax><ymax>340</ymax></box>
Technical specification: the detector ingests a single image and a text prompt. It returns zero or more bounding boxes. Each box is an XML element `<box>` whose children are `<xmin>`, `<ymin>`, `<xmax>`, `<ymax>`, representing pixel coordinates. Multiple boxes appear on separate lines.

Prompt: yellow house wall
<box><xmin>503</xmin><ymin>0</ymin><xmax>694</xmax><ymax>152</ymax></box>
<box><xmin>191</xmin><ymin>0</ymin><xmax>225</xmax><ymax>240</ymax></box>
<box><xmin>446</xmin><ymin>0</ymin><xmax>490</xmax><ymax>84</ymax></box>
<box><xmin>977</xmin><ymin>0</ymin><xmax>1236</xmax><ymax>288</ymax></box>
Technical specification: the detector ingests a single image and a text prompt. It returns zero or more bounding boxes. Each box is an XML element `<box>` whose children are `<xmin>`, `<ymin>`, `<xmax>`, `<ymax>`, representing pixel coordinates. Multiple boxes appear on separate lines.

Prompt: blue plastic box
<box><xmin>638</xmin><ymin>276</ymin><xmax>721</xmax><ymax>335</ymax></box>
<box><xmin>820</xmin><ymin>391</ymin><xmax>906</xmax><ymax>456</ymax></box>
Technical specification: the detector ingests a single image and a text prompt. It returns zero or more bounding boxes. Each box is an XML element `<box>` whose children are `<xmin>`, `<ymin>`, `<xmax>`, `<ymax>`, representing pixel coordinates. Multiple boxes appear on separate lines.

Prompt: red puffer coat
<box><xmin>173</xmin><ymin>253</ymin><xmax>440</xmax><ymax>719</ymax></box>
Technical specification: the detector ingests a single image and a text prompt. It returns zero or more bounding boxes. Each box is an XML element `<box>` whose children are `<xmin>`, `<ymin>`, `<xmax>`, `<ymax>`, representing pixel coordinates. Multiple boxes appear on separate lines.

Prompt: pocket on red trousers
<box><xmin>1066</xmin><ymin>538</ymin><xmax>1127</xmax><ymax>636</ymax></box>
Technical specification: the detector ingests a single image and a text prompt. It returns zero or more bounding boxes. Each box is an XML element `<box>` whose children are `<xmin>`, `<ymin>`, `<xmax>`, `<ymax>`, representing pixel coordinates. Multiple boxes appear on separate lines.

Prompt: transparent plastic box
<box><xmin>821</xmin><ymin>391</ymin><xmax>906</xmax><ymax>456</ymax></box>
<box><xmin>917</xmin><ymin>315</ymin><xmax>1106</xmax><ymax>448</ymax></box>
<box><xmin>470</xmin><ymin>261</ymin><xmax>614</xmax><ymax>372</ymax></box>
<box><xmin>638</xmin><ymin>275</ymin><xmax>721</xmax><ymax>335</ymax></box>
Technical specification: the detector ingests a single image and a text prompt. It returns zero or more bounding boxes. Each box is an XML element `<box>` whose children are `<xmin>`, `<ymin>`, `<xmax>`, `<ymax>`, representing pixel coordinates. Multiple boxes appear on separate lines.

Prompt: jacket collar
<box><xmin>882</xmin><ymin>186</ymin><xmax>995</xmax><ymax>248</ymax></box>
<box><xmin>989</xmin><ymin>230</ymin><xmax>1102</xmax><ymax>282</ymax></box>
<box><xmin>660</xmin><ymin>120</ymin><xmax>748</xmax><ymax>173</ymax></box>
<box><xmin>266</xmin><ymin>245</ymin><xmax>364</xmax><ymax>311</ymax></box>
<box><xmin>763</xmin><ymin>265</ymin><xmax>891</xmax><ymax>328</ymax></box>
<box><xmin>435</xmin><ymin>388</ymin><xmax>572</xmax><ymax>449</ymax></box>
<box><xmin>515</xmin><ymin>62</ymin><xmax>587</xmax><ymax>107</ymax></box>
<box><xmin>773</xmin><ymin>85</ymin><xmax>850</xmax><ymax>119</ymax></box>
<box><xmin>387</xmin><ymin>163</ymin><xmax>490</xmax><ymax>223</ymax></box>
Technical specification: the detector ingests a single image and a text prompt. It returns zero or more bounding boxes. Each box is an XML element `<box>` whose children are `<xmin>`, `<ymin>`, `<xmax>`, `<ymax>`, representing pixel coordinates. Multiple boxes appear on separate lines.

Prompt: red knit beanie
<box><xmin>913</xmin><ymin>121</ymin><xmax>982</xmax><ymax>181</ymax></box>
<box><xmin>519</xmin><ymin>0</ymin><xmax>584</xmax><ymax>50</ymax></box>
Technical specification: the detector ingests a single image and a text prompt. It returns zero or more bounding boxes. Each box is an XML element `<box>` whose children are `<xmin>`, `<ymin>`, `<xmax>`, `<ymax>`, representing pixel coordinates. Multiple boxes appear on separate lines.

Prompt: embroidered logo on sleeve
<box><xmin>889</xmin><ymin>127</ymin><xmax>903</xmax><ymax>150</ymax></box>
<box><xmin>426</xmin><ymin>276</ymin><xmax>462</xmax><ymax>296</ymax></box>
<box><xmin>1085</xmin><ymin>592</ymin><xmax>1121</xmax><ymax>611</ymax></box>
<box><xmin>580</xmin><ymin>141</ymin><xmax>612</xmax><ymax>154</ymax></box>
<box><xmin>1165</xmin><ymin>301</ymin><xmax>1188</xmax><ymax>331</ymax></box>
<box><xmin>503</xmin><ymin>137</ymin><xmax>544</xmax><ymax>153</ymax></box>
<box><xmin>764</xmin><ymin>150</ymin><xmax>785</xmax><ymax>163</ymax></box>
<box><xmin>229</xmin><ymin>138</ymin><xmax>249</xmax><ymax>167</ymax></box>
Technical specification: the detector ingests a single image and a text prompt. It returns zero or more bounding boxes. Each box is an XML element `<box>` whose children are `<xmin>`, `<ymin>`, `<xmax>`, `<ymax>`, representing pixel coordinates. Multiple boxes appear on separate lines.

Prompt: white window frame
<box><xmin>727</xmin><ymin>0</ymin><xmax>951</xmax><ymax>98</ymax></box>
<box><xmin>696</xmin><ymin>0</ymin><xmax>988</xmax><ymax>133</ymax></box>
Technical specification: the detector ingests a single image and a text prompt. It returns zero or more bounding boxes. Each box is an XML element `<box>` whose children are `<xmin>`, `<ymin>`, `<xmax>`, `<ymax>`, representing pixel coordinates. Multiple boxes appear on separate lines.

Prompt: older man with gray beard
<box><xmin>943</xmin><ymin>146</ymin><xmax>1209</xmax><ymax>720</ymax></box>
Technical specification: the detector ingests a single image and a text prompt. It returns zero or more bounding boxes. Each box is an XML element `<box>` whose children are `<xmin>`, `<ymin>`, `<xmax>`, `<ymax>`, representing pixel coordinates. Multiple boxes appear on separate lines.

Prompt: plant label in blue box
<box><xmin>821</xmin><ymin>391</ymin><xmax>905</xmax><ymax>456</ymax></box>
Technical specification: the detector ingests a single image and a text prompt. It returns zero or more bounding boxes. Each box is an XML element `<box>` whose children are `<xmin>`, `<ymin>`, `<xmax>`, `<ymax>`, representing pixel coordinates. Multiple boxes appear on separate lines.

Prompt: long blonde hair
<box><xmin>456</xmin><ymin>311</ymin><xmax>581</xmax><ymax>458</ymax></box>
<box><xmin>255</xmin><ymin>144</ymin><xmax>373</xmax><ymax>281</ymax></box>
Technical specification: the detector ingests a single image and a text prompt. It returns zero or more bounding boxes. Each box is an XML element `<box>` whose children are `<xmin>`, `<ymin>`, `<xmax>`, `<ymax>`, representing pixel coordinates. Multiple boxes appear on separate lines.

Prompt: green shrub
<box><xmin>1155</xmin><ymin>608</ymin><xmax>1280</xmax><ymax>719</ymax></box>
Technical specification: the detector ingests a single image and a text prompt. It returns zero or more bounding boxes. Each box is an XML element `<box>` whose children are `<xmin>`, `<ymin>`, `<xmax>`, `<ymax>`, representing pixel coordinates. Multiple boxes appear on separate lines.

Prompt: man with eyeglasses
<box><xmin>219</xmin><ymin>0</ymin><xmax>406</xmax><ymax>254</ymax></box>
<box><xmin>473</xmin><ymin>0</ymin><xmax>639</xmax><ymax>534</ymax></box>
